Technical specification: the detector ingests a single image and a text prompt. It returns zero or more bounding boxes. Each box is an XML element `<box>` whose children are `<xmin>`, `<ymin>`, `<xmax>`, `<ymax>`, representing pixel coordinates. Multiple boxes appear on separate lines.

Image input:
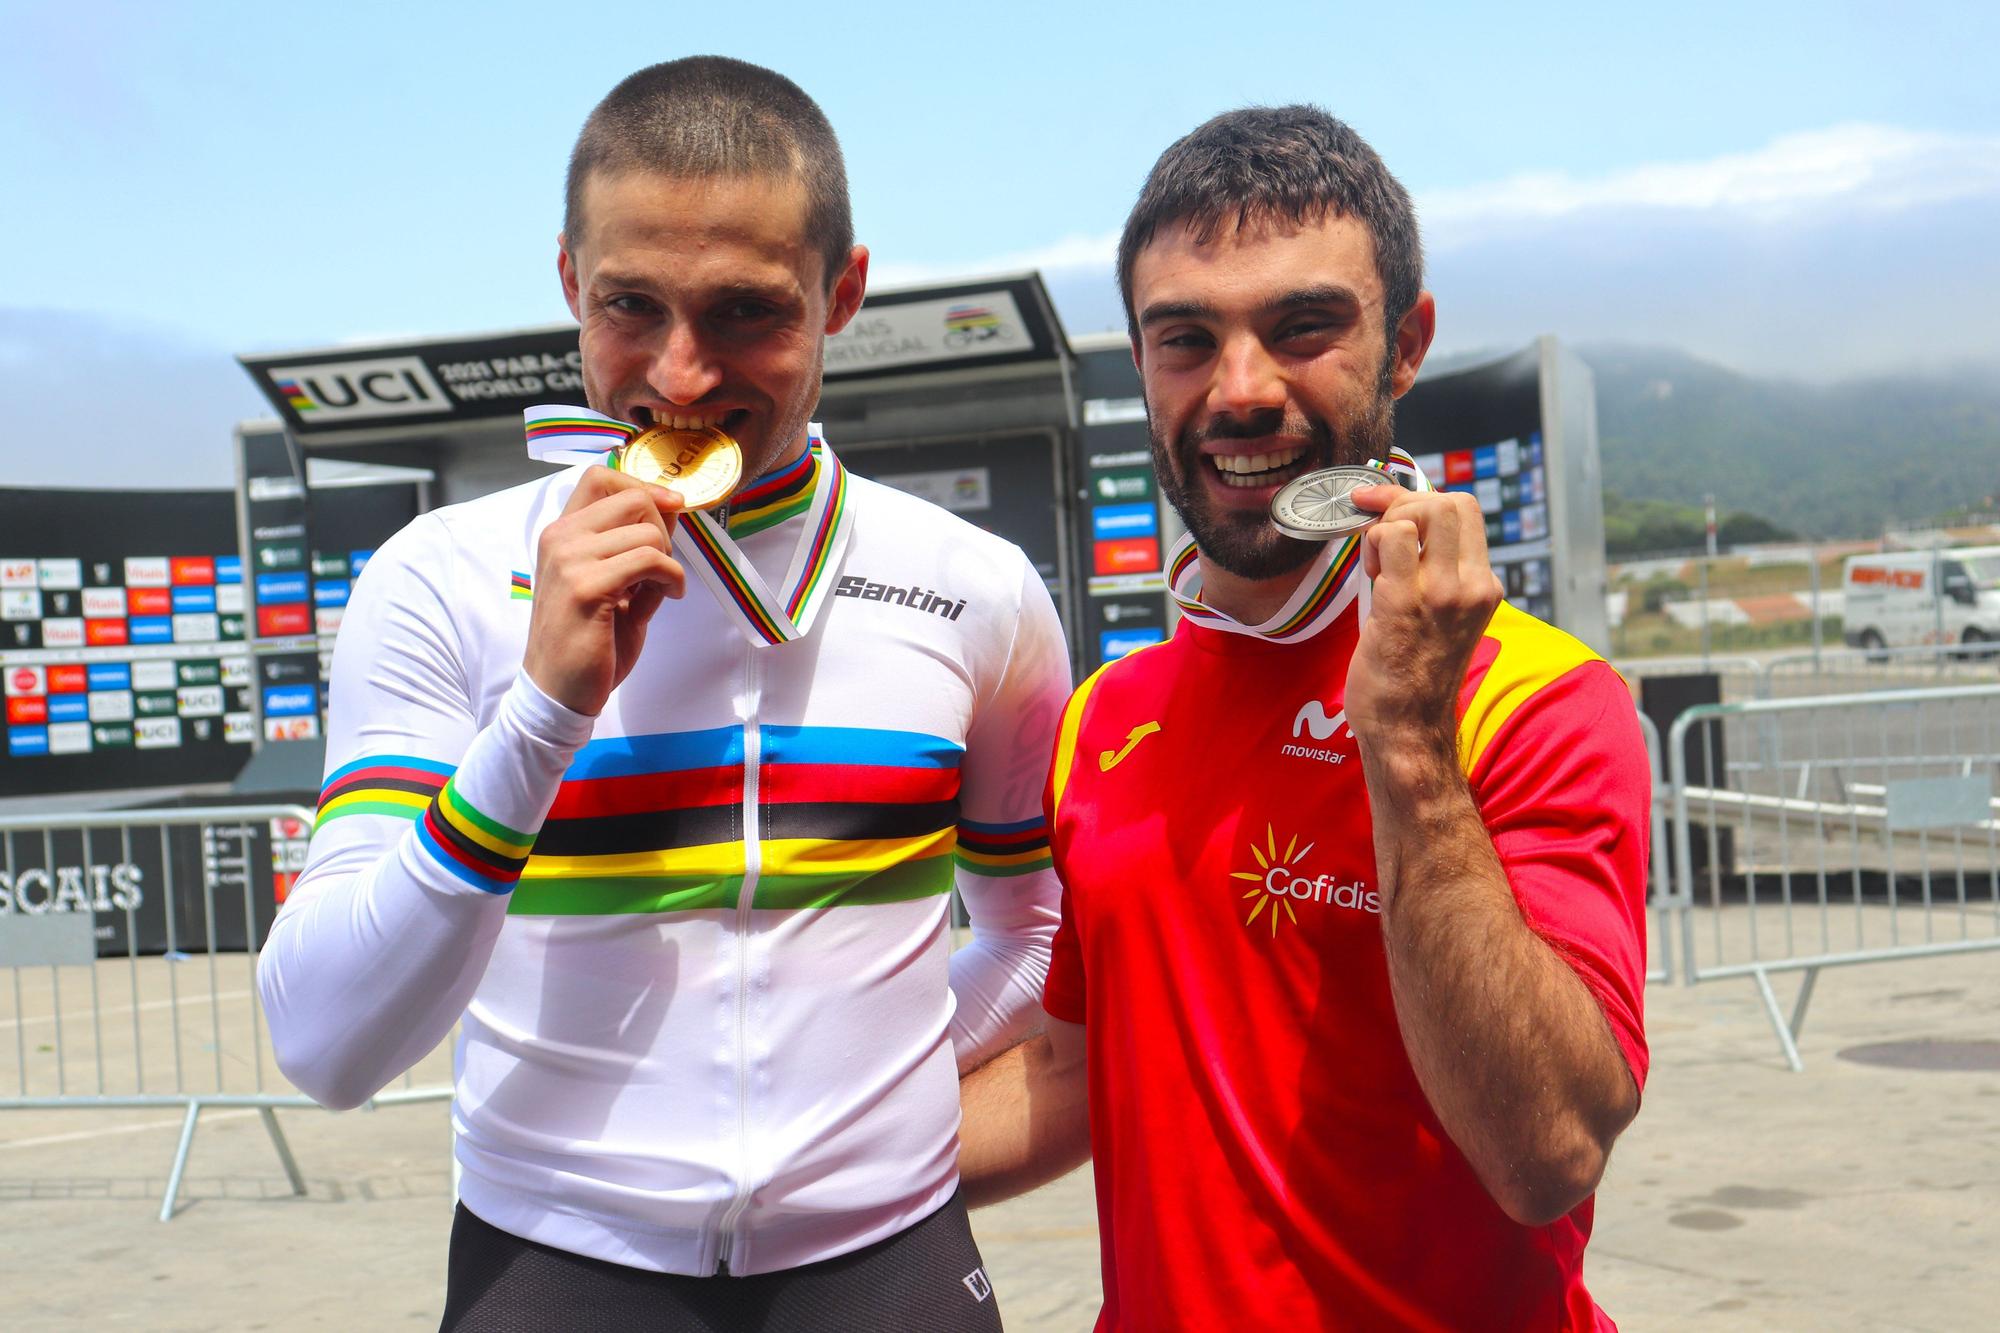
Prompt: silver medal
<box><xmin>1270</xmin><ymin>466</ymin><xmax>1398</xmax><ymax>541</ymax></box>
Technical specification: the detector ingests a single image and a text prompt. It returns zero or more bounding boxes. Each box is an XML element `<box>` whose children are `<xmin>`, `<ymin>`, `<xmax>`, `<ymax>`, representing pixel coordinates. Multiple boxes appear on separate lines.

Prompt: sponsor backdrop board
<box><xmin>822</xmin><ymin>278</ymin><xmax>1061</xmax><ymax>381</ymax></box>
<box><xmin>1395</xmin><ymin>338</ymin><xmax>1609</xmax><ymax>646</ymax></box>
<box><xmin>1072</xmin><ymin>342</ymin><xmax>1174</xmax><ymax>673</ymax></box>
<box><xmin>235</xmin><ymin>425</ymin><xmax>423</xmax><ymax>749</ymax></box>
<box><xmin>842</xmin><ymin>434</ymin><xmax>1064</xmax><ymax>589</ymax></box>
<box><xmin>0</xmin><ymin>488</ymin><xmax>254</xmax><ymax>797</ymax></box>
<box><xmin>0</xmin><ymin>471</ymin><xmax>422</xmax><ymax>800</ymax></box>
<box><xmin>241</xmin><ymin>332</ymin><xmax>591</xmax><ymax>435</ymax></box>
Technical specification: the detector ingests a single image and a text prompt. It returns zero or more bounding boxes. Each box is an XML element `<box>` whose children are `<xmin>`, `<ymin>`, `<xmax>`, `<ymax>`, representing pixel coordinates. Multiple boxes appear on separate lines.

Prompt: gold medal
<box><xmin>618</xmin><ymin>425</ymin><xmax>743</xmax><ymax>509</ymax></box>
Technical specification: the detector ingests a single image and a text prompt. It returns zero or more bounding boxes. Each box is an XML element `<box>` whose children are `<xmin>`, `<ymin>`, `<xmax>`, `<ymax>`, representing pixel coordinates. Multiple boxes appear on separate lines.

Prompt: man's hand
<box><xmin>523</xmin><ymin>466</ymin><xmax>687</xmax><ymax>716</ymax></box>
<box><xmin>1345</xmin><ymin>485</ymin><xmax>1503</xmax><ymax>744</ymax></box>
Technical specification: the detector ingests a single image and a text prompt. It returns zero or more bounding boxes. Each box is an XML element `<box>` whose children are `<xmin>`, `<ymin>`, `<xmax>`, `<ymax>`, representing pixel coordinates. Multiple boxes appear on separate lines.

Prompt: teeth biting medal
<box><xmin>615</xmin><ymin>423</ymin><xmax>743</xmax><ymax>510</ymax></box>
<box><xmin>523</xmin><ymin>404</ymin><xmax>745</xmax><ymax>510</ymax></box>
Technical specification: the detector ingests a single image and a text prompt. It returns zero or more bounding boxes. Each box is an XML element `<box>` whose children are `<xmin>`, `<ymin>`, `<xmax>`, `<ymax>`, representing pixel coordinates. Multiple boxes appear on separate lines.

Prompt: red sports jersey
<box><xmin>1043</xmin><ymin>600</ymin><xmax>1650</xmax><ymax>1332</ymax></box>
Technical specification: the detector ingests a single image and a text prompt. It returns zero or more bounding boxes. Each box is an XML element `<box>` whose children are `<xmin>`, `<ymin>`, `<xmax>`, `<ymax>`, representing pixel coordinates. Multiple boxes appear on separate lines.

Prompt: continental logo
<box><xmin>834</xmin><ymin>575</ymin><xmax>965</xmax><ymax>620</ymax></box>
<box><xmin>1229</xmin><ymin>823</ymin><xmax>1378</xmax><ymax>937</ymax></box>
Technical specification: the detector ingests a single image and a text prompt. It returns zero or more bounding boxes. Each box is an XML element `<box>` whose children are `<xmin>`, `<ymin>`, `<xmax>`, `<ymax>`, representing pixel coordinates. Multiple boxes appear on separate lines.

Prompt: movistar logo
<box><xmin>1230</xmin><ymin>823</ymin><xmax>1379</xmax><ymax>937</ymax></box>
<box><xmin>1284</xmin><ymin>699</ymin><xmax>1352</xmax><ymax>764</ymax></box>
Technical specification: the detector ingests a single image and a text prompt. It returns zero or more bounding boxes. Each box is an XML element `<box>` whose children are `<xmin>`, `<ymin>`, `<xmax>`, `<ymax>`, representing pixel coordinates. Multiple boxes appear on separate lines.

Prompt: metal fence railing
<box><xmin>1759</xmin><ymin>640</ymin><xmax>2000</xmax><ymax>699</ymax></box>
<box><xmin>1636</xmin><ymin>709</ymin><xmax>1674</xmax><ymax>986</ymax></box>
<box><xmin>0</xmin><ymin>804</ymin><xmax>451</xmax><ymax>1220</ymax></box>
<box><xmin>1665</xmin><ymin>683</ymin><xmax>2000</xmax><ymax>1070</ymax></box>
<box><xmin>1614</xmin><ymin>654</ymin><xmax>1769</xmax><ymax>707</ymax></box>
<box><xmin>1617</xmin><ymin>642</ymin><xmax>2000</xmax><ymax>708</ymax></box>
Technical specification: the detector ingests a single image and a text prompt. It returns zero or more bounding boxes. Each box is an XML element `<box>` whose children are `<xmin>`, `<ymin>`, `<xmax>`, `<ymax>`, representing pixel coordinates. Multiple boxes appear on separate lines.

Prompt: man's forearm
<box><xmin>260</xmin><ymin>672</ymin><xmax>590</xmax><ymax>1109</ymax></box>
<box><xmin>957</xmin><ymin>1025</ymin><xmax>1091</xmax><ymax>1208</ymax></box>
<box><xmin>1359</xmin><ymin>726</ymin><xmax>1638</xmax><ymax>1227</ymax></box>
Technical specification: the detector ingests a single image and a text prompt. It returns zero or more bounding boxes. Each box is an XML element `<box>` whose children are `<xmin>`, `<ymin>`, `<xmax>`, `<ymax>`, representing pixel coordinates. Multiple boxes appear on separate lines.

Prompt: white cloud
<box><xmin>882</xmin><ymin>124</ymin><xmax>2000</xmax><ymax>284</ymax></box>
<box><xmin>870</xmin><ymin>230</ymin><xmax>1118</xmax><ymax>288</ymax></box>
<box><xmin>1418</xmin><ymin>124</ymin><xmax>2000</xmax><ymax>239</ymax></box>
<box><xmin>868</xmin><ymin>123</ymin><xmax>2000</xmax><ymax>377</ymax></box>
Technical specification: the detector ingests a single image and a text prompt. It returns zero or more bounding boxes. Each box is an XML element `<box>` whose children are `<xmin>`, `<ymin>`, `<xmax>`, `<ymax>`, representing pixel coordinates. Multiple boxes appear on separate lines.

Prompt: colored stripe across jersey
<box><xmin>310</xmin><ymin>726</ymin><xmax>1014</xmax><ymax>914</ymax></box>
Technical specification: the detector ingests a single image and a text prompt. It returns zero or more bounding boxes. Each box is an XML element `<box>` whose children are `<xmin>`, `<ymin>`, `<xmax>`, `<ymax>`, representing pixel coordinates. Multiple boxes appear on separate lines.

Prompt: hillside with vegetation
<box><xmin>1583</xmin><ymin>345</ymin><xmax>2000</xmax><ymax>547</ymax></box>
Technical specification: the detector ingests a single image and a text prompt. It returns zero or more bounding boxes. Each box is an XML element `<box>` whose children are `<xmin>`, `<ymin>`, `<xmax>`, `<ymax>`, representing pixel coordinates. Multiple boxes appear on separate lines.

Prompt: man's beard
<box><xmin>1150</xmin><ymin>385</ymin><xmax>1397</xmax><ymax>581</ymax></box>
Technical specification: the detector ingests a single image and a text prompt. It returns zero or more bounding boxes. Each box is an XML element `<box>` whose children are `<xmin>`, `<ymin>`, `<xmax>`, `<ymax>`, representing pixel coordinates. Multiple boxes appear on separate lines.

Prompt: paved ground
<box><xmin>5</xmin><ymin>943</ymin><xmax>2000</xmax><ymax>1330</ymax></box>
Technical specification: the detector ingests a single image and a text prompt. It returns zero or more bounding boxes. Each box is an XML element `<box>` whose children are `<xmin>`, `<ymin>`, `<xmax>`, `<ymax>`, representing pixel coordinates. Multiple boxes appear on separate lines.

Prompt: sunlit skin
<box><xmin>1130</xmin><ymin>211</ymin><xmax>1433</xmax><ymax>620</ymax></box>
<box><xmin>558</xmin><ymin>170</ymin><xmax>868</xmax><ymax>484</ymax></box>
<box><xmin>522</xmin><ymin>171</ymin><xmax>869</xmax><ymax>717</ymax></box>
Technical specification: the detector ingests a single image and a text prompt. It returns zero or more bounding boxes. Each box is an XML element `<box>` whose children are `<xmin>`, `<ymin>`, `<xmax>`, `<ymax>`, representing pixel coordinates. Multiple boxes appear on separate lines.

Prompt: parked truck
<box><xmin>1841</xmin><ymin>545</ymin><xmax>2000</xmax><ymax>655</ymax></box>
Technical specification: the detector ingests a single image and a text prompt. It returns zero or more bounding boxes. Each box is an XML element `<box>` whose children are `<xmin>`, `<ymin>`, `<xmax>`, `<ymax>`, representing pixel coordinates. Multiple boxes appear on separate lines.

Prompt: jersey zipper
<box><xmin>716</xmin><ymin>646</ymin><xmax>763</xmax><ymax>1274</ymax></box>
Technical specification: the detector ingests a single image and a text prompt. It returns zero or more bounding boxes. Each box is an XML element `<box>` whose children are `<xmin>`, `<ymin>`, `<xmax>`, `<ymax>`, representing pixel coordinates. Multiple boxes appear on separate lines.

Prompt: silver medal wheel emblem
<box><xmin>1270</xmin><ymin>466</ymin><xmax>1396</xmax><ymax>541</ymax></box>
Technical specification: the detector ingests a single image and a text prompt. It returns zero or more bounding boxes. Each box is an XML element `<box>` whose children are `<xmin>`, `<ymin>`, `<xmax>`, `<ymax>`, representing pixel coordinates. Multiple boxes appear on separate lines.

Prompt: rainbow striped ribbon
<box><xmin>523</xmin><ymin>403</ymin><xmax>637</xmax><ymax>464</ymax></box>
<box><xmin>1167</xmin><ymin>446</ymin><xmax>1433</xmax><ymax>644</ymax></box>
<box><xmin>674</xmin><ymin>434</ymin><xmax>852</xmax><ymax>646</ymax></box>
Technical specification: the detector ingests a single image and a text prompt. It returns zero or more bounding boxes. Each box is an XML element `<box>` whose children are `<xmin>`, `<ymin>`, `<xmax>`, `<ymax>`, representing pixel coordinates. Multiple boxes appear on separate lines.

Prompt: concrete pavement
<box><xmin>6</xmin><ymin>947</ymin><xmax>2000</xmax><ymax>1330</ymax></box>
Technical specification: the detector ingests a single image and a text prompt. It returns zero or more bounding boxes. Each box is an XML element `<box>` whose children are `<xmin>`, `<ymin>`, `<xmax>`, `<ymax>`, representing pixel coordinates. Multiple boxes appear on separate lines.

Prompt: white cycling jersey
<box><xmin>257</xmin><ymin>437</ymin><xmax>1069</xmax><ymax>1275</ymax></box>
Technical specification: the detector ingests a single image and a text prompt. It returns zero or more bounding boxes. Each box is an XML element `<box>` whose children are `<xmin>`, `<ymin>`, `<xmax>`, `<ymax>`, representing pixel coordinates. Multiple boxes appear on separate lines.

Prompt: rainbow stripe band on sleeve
<box><xmin>955</xmin><ymin>815</ymin><xmax>1053</xmax><ymax>877</ymax></box>
<box><xmin>316</xmin><ymin>755</ymin><xmax>453</xmax><ymax>827</ymax></box>
<box><xmin>314</xmin><ymin>755</ymin><xmax>535</xmax><ymax>894</ymax></box>
<box><xmin>419</xmin><ymin>780</ymin><xmax>535</xmax><ymax>893</ymax></box>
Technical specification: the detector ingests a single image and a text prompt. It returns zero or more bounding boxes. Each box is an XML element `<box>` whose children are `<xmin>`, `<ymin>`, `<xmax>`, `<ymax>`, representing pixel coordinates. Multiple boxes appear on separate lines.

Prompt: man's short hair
<box><xmin>565</xmin><ymin>56</ymin><xmax>854</xmax><ymax>289</ymax></box>
<box><xmin>1117</xmin><ymin>105</ymin><xmax>1423</xmax><ymax>353</ymax></box>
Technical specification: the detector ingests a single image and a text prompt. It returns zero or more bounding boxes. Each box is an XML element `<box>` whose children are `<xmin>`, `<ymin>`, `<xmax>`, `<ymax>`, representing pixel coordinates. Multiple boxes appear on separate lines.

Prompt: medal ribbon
<box><xmin>1166</xmin><ymin>445</ymin><xmax>1433</xmax><ymax>644</ymax></box>
<box><xmin>524</xmin><ymin>403</ymin><xmax>637</xmax><ymax>464</ymax></box>
<box><xmin>523</xmin><ymin>405</ymin><xmax>852</xmax><ymax>647</ymax></box>
<box><xmin>672</xmin><ymin>434</ymin><xmax>851</xmax><ymax>647</ymax></box>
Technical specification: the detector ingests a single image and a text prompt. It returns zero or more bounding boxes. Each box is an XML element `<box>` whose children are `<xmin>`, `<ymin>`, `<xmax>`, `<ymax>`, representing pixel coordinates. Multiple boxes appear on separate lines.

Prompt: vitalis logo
<box><xmin>834</xmin><ymin>575</ymin><xmax>966</xmax><ymax>620</ymax></box>
<box><xmin>1230</xmin><ymin>823</ymin><xmax>1378</xmax><ymax>936</ymax></box>
<box><xmin>267</xmin><ymin>357</ymin><xmax>449</xmax><ymax>422</ymax></box>
<box><xmin>1282</xmin><ymin>699</ymin><xmax>1353</xmax><ymax>764</ymax></box>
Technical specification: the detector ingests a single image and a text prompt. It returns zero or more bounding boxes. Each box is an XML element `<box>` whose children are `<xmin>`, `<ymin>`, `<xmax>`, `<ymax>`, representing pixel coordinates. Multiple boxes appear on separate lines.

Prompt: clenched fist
<box><xmin>522</xmin><ymin>466</ymin><xmax>687</xmax><ymax>716</ymax></box>
<box><xmin>1344</xmin><ymin>485</ymin><xmax>1503</xmax><ymax>748</ymax></box>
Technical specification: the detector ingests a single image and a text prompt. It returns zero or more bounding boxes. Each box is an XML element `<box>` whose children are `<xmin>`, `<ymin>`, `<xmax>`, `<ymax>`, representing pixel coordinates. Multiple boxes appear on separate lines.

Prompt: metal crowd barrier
<box><xmin>1759</xmin><ymin>640</ymin><xmax>2000</xmax><ymax>700</ymax></box>
<box><xmin>1666</xmin><ymin>683</ymin><xmax>2000</xmax><ymax>1070</ymax></box>
<box><xmin>1617</xmin><ymin>642</ymin><xmax>2000</xmax><ymax>707</ymax></box>
<box><xmin>1636</xmin><ymin>710</ymin><xmax>1674</xmax><ymax>986</ymax></box>
<box><xmin>0</xmin><ymin>804</ymin><xmax>451</xmax><ymax>1220</ymax></box>
<box><xmin>1613</xmin><ymin>653</ymin><xmax>1768</xmax><ymax>706</ymax></box>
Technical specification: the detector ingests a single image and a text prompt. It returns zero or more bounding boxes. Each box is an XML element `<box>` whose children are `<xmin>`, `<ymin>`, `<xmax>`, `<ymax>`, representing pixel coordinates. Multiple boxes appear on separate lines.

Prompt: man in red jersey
<box><xmin>957</xmin><ymin>105</ymin><xmax>1650</xmax><ymax>1331</ymax></box>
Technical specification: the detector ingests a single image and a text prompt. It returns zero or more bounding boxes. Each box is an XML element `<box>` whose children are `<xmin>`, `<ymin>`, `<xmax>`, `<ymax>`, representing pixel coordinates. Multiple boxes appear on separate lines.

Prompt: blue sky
<box><xmin>3</xmin><ymin>0</ymin><xmax>1998</xmax><ymax>485</ymax></box>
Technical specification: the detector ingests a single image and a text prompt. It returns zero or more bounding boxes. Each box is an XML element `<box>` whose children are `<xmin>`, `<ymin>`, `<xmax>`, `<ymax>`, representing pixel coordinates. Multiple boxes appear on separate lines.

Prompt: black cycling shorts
<box><xmin>439</xmin><ymin>1192</ymin><xmax>1004</xmax><ymax>1332</ymax></box>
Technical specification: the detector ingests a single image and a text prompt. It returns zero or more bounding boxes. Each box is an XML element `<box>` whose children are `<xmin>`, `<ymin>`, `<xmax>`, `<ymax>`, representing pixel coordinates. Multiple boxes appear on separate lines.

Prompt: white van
<box><xmin>1842</xmin><ymin>545</ymin><xmax>2000</xmax><ymax>653</ymax></box>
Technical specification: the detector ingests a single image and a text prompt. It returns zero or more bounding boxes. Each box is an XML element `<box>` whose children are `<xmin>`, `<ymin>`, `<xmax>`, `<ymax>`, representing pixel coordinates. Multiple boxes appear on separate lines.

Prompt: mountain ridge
<box><xmin>1575</xmin><ymin>343</ymin><xmax>2000</xmax><ymax>539</ymax></box>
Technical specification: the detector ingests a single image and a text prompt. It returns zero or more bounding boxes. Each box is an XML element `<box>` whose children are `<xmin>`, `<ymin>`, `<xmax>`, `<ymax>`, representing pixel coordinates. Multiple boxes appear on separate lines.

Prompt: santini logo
<box><xmin>1284</xmin><ymin>700</ymin><xmax>1352</xmax><ymax>764</ymax></box>
<box><xmin>1230</xmin><ymin>823</ymin><xmax>1378</xmax><ymax>938</ymax></box>
<box><xmin>834</xmin><ymin>576</ymin><xmax>965</xmax><ymax>620</ymax></box>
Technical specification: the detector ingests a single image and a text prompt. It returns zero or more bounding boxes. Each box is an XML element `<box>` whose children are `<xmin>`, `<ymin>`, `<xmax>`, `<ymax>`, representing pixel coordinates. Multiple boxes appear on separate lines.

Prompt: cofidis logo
<box><xmin>1230</xmin><ymin>823</ymin><xmax>1378</xmax><ymax>937</ymax></box>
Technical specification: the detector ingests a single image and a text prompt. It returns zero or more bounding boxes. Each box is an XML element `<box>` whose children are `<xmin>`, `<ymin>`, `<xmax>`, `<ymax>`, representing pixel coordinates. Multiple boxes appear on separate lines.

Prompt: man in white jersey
<box><xmin>257</xmin><ymin>57</ymin><xmax>1067</xmax><ymax>1331</ymax></box>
